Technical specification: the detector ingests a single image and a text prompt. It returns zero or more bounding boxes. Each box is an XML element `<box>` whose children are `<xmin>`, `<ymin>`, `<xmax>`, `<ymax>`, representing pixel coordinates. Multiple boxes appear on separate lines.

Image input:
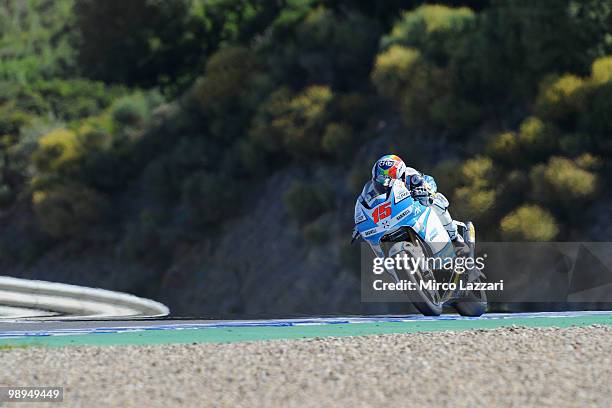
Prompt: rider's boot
<box><xmin>431</xmin><ymin>194</ymin><xmax>469</xmax><ymax>256</ymax></box>
<box><xmin>451</xmin><ymin>234</ymin><xmax>470</xmax><ymax>257</ymax></box>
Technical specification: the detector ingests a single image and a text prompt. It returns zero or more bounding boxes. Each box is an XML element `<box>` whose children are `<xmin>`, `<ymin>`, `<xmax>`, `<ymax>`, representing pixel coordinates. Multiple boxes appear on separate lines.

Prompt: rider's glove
<box><xmin>409</xmin><ymin>174</ymin><xmax>433</xmax><ymax>205</ymax></box>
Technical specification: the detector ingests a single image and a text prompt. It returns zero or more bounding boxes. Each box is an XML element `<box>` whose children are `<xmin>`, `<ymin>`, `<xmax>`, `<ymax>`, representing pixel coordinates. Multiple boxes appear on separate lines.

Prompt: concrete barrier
<box><xmin>0</xmin><ymin>276</ymin><xmax>170</xmax><ymax>319</ymax></box>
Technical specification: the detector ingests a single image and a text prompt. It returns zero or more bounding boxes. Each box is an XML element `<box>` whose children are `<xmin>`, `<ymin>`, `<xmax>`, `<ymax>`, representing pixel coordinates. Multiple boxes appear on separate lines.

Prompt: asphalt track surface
<box><xmin>0</xmin><ymin>310</ymin><xmax>611</xmax><ymax>347</ymax></box>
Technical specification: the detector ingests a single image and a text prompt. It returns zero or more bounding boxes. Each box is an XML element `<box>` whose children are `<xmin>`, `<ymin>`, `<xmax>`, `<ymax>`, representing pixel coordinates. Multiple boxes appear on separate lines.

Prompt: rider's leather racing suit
<box><xmin>355</xmin><ymin>167</ymin><xmax>462</xmax><ymax>257</ymax></box>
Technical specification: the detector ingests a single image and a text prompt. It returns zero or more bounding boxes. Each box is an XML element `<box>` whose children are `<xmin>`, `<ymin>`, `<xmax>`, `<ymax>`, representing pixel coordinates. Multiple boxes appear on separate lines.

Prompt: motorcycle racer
<box><xmin>355</xmin><ymin>154</ymin><xmax>468</xmax><ymax>255</ymax></box>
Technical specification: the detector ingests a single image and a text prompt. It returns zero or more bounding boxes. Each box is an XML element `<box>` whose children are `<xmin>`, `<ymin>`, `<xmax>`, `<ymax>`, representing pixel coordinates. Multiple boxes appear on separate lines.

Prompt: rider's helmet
<box><xmin>371</xmin><ymin>154</ymin><xmax>406</xmax><ymax>195</ymax></box>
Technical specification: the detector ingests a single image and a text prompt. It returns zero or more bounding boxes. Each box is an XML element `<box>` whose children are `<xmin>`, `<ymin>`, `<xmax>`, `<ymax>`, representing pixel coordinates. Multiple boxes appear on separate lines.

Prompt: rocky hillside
<box><xmin>2</xmin><ymin>1</ymin><xmax>612</xmax><ymax>315</ymax></box>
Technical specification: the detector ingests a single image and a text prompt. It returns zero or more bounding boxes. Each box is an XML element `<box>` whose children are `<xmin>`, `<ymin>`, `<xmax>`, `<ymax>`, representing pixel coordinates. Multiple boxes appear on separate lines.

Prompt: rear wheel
<box><xmin>454</xmin><ymin>296</ymin><xmax>487</xmax><ymax>317</ymax></box>
<box><xmin>454</xmin><ymin>274</ymin><xmax>487</xmax><ymax>317</ymax></box>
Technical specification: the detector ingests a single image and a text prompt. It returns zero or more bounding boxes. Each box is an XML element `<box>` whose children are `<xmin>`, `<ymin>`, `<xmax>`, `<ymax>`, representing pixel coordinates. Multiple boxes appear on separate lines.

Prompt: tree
<box><xmin>32</xmin><ymin>183</ymin><xmax>109</xmax><ymax>239</ymax></box>
<box><xmin>73</xmin><ymin>0</ymin><xmax>208</xmax><ymax>88</ymax></box>
<box><xmin>260</xmin><ymin>4</ymin><xmax>381</xmax><ymax>90</ymax></box>
<box><xmin>473</xmin><ymin>0</ymin><xmax>612</xmax><ymax>104</ymax></box>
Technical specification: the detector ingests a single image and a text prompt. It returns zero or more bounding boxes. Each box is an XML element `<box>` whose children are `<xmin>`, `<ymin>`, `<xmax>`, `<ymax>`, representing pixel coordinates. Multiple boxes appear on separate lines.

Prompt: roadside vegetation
<box><xmin>1</xmin><ymin>0</ymin><xmax>611</xmax><ymax>269</ymax></box>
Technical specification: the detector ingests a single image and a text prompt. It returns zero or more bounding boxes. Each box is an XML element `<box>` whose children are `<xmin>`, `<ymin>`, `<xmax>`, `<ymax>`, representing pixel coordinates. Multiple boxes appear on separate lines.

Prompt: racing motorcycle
<box><xmin>353</xmin><ymin>180</ymin><xmax>487</xmax><ymax>317</ymax></box>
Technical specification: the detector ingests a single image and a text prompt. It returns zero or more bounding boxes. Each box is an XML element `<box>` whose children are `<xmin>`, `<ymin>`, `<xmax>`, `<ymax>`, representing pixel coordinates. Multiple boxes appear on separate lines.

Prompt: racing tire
<box><xmin>394</xmin><ymin>242</ymin><xmax>443</xmax><ymax>316</ymax></box>
<box><xmin>453</xmin><ymin>221</ymin><xmax>487</xmax><ymax>317</ymax></box>
<box><xmin>454</xmin><ymin>288</ymin><xmax>487</xmax><ymax>317</ymax></box>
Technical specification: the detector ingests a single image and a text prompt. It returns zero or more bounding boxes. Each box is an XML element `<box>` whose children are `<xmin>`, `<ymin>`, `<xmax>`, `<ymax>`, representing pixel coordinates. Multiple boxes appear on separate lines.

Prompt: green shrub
<box><xmin>471</xmin><ymin>0</ymin><xmax>611</xmax><ymax>104</ymax></box>
<box><xmin>284</xmin><ymin>86</ymin><xmax>333</xmax><ymax>151</ymax></box>
<box><xmin>487</xmin><ymin>118</ymin><xmax>557</xmax><ymax>165</ymax></box>
<box><xmin>32</xmin><ymin>79</ymin><xmax>125</xmax><ymax>120</ymax></box>
<box><xmin>335</xmin><ymin>92</ymin><xmax>371</xmax><ymax>129</ymax></box>
<box><xmin>112</xmin><ymin>99</ymin><xmax>147</xmax><ymax>127</ymax></box>
<box><xmin>30</xmin><ymin>120</ymin><xmax>129</xmax><ymax>192</ymax></box>
<box><xmin>248</xmin><ymin>87</ymin><xmax>293</xmax><ymax>153</ymax></box>
<box><xmin>31</xmin><ymin>128</ymin><xmax>81</xmax><ymax>174</ymax></box>
<box><xmin>460</xmin><ymin>156</ymin><xmax>494</xmax><ymax>189</ymax></box>
<box><xmin>371</xmin><ymin>45</ymin><xmax>421</xmax><ymax>100</ymax></box>
<box><xmin>0</xmin><ymin>1</ymin><xmax>76</xmax><ymax>84</ymax></box>
<box><xmin>452</xmin><ymin>156</ymin><xmax>497</xmax><ymax>222</ymax></box>
<box><xmin>284</xmin><ymin>182</ymin><xmax>334</xmax><ymax>224</ymax></box>
<box><xmin>373</xmin><ymin>46</ymin><xmax>466</xmax><ymax>130</ymax></box>
<box><xmin>428</xmin><ymin>93</ymin><xmax>481</xmax><ymax>131</ymax></box>
<box><xmin>263</xmin><ymin>5</ymin><xmax>381</xmax><ymax>89</ymax></box>
<box><xmin>518</xmin><ymin>116</ymin><xmax>557</xmax><ymax>159</ymax></box>
<box><xmin>0</xmin><ymin>104</ymin><xmax>34</xmax><ymax>135</ymax></box>
<box><xmin>381</xmin><ymin>5</ymin><xmax>476</xmax><ymax>62</ymax></box>
<box><xmin>500</xmin><ymin>204</ymin><xmax>558</xmax><ymax>241</ymax></box>
<box><xmin>249</xmin><ymin>86</ymin><xmax>333</xmax><ymax>159</ymax></box>
<box><xmin>74</xmin><ymin>0</ymin><xmax>209</xmax><ymax>88</ymax></box>
<box><xmin>373</xmin><ymin>7</ymin><xmax>481</xmax><ymax>134</ymax></box>
<box><xmin>8</xmin><ymin>118</ymin><xmax>62</xmax><ymax>167</ymax></box>
<box><xmin>371</xmin><ymin>47</ymin><xmax>460</xmax><ymax>130</ymax></box>
<box><xmin>399</xmin><ymin>62</ymin><xmax>443</xmax><ymax>127</ymax></box>
<box><xmin>321</xmin><ymin>122</ymin><xmax>352</xmax><ymax>156</ymax></box>
<box><xmin>575</xmin><ymin>153</ymin><xmax>602</xmax><ymax>171</ymax></box>
<box><xmin>530</xmin><ymin>156</ymin><xmax>598</xmax><ymax>205</ymax></box>
<box><xmin>111</xmin><ymin>92</ymin><xmax>160</xmax><ymax>128</ymax></box>
<box><xmin>0</xmin><ymin>85</ymin><xmax>50</xmax><ymax>115</ymax></box>
<box><xmin>591</xmin><ymin>55</ymin><xmax>612</xmax><ymax>84</ymax></box>
<box><xmin>192</xmin><ymin>47</ymin><xmax>261</xmax><ymax>144</ymax></box>
<box><xmin>32</xmin><ymin>183</ymin><xmax>108</xmax><ymax>239</ymax></box>
<box><xmin>193</xmin><ymin>46</ymin><xmax>258</xmax><ymax>114</ymax></box>
<box><xmin>534</xmin><ymin>74</ymin><xmax>589</xmax><ymax>123</ymax></box>
<box><xmin>487</xmin><ymin>131</ymin><xmax>520</xmax><ymax>163</ymax></box>
<box><xmin>453</xmin><ymin>186</ymin><xmax>495</xmax><ymax>221</ymax></box>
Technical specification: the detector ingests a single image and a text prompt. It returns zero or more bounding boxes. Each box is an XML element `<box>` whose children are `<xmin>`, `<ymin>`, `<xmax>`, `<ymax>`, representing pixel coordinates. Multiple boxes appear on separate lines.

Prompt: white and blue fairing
<box><xmin>354</xmin><ymin>181</ymin><xmax>455</xmax><ymax>259</ymax></box>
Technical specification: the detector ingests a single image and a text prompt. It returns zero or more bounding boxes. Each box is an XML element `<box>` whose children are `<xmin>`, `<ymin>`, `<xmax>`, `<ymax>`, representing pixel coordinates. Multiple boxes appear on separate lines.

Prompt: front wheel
<box><xmin>390</xmin><ymin>242</ymin><xmax>443</xmax><ymax>316</ymax></box>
